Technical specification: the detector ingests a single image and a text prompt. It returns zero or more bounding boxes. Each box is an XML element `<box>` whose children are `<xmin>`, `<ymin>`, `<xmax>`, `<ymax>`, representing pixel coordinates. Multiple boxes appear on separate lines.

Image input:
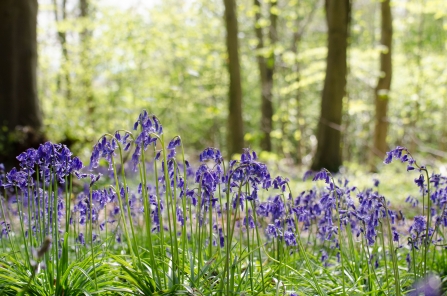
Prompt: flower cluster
<box><xmin>408</xmin><ymin>216</ymin><xmax>434</xmax><ymax>249</ymax></box>
<box><xmin>383</xmin><ymin>146</ymin><xmax>418</xmax><ymax>172</ymax></box>
<box><xmin>3</xmin><ymin>112</ymin><xmax>447</xmax><ymax>295</ymax></box>
<box><xmin>3</xmin><ymin>142</ymin><xmax>84</xmax><ymax>189</ymax></box>
<box><xmin>132</xmin><ymin>111</ymin><xmax>163</xmax><ymax>170</ymax></box>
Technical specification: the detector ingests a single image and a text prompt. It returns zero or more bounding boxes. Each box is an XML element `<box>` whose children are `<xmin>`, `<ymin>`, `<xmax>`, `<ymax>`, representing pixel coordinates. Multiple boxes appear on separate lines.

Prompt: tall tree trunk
<box><xmin>292</xmin><ymin>0</ymin><xmax>319</xmax><ymax>164</ymax></box>
<box><xmin>311</xmin><ymin>0</ymin><xmax>350</xmax><ymax>173</ymax></box>
<box><xmin>0</xmin><ymin>0</ymin><xmax>44</xmax><ymax>168</ymax></box>
<box><xmin>254</xmin><ymin>0</ymin><xmax>276</xmax><ymax>152</ymax></box>
<box><xmin>79</xmin><ymin>0</ymin><xmax>95</xmax><ymax>120</ymax></box>
<box><xmin>52</xmin><ymin>0</ymin><xmax>72</xmax><ymax>101</ymax></box>
<box><xmin>223</xmin><ymin>0</ymin><xmax>244</xmax><ymax>158</ymax></box>
<box><xmin>409</xmin><ymin>0</ymin><xmax>424</xmax><ymax>152</ymax></box>
<box><xmin>372</xmin><ymin>0</ymin><xmax>392</xmax><ymax>162</ymax></box>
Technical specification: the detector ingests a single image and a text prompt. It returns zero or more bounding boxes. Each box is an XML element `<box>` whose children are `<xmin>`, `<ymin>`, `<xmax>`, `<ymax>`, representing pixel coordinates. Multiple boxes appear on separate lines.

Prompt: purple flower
<box><xmin>408</xmin><ymin>275</ymin><xmax>441</xmax><ymax>296</ymax></box>
<box><xmin>320</xmin><ymin>250</ymin><xmax>328</xmax><ymax>262</ymax></box>
<box><xmin>78</xmin><ymin>233</ymin><xmax>85</xmax><ymax>245</ymax></box>
<box><xmin>219</xmin><ymin>228</ymin><xmax>224</xmax><ymax>248</ymax></box>
<box><xmin>373</xmin><ymin>179</ymin><xmax>379</xmax><ymax>187</ymax></box>
<box><xmin>313</xmin><ymin>169</ymin><xmax>330</xmax><ymax>183</ymax></box>
<box><xmin>406</xmin><ymin>252</ymin><xmax>411</xmax><ymax>269</ymax></box>
<box><xmin>410</xmin><ymin>216</ymin><xmax>426</xmax><ymax>234</ymax></box>
<box><xmin>167</xmin><ymin>137</ymin><xmax>181</xmax><ymax>150</ymax></box>
<box><xmin>131</xmin><ymin>145</ymin><xmax>141</xmax><ymax>171</ymax></box>
<box><xmin>414</xmin><ymin>174</ymin><xmax>425</xmax><ymax>189</ymax></box>
<box><xmin>273</xmin><ymin>176</ymin><xmax>289</xmax><ymax>192</ymax></box>
<box><xmin>392</xmin><ymin>226</ymin><xmax>399</xmax><ymax>242</ymax></box>
<box><xmin>199</xmin><ymin>147</ymin><xmax>223</xmax><ymax>163</ymax></box>
<box><xmin>383</xmin><ymin>146</ymin><xmax>420</xmax><ymax>168</ymax></box>
<box><xmin>3</xmin><ymin>167</ymin><xmax>28</xmax><ymax>189</ymax></box>
<box><xmin>89</xmin><ymin>173</ymin><xmax>102</xmax><ymax>188</ymax></box>
<box><xmin>244</xmin><ymin>215</ymin><xmax>255</xmax><ymax>229</ymax></box>
<box><xmin>176</xmin><ymin>207</ymin><xmax>184</xmax><ymax>225</ymax></box>
<box><xmin>302</xmin><ymin>170</ymin><xmax>313</xmax><ymax>181</ymax></box>
<box><xmin>284</xmin><ymin>231</ymin><xmax>297</xmax><ymax>246</ymax></box>
<box><xmin>384</xmin><ymin>152</ymin><xmax>393</xmax><ymax>164</ymax></box>
<box><xmin>266</xmin><ymin>224</ymin><xmax>281</xmax><ymax>238</ymax></box>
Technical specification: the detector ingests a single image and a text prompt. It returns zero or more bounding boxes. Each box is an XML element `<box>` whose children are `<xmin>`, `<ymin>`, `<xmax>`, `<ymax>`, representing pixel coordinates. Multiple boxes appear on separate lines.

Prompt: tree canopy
<box><xmin>22</xmin><ymin>0</ymin><xmax>447</xmax><ymax>167</ymax></box>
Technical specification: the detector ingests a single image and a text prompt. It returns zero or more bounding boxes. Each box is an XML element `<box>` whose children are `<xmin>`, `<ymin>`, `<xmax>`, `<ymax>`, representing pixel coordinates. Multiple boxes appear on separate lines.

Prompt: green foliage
<box><xmin>38</xmin><ymin>0</ymin><xmax>447</xmax><ymax>167</ymax></box>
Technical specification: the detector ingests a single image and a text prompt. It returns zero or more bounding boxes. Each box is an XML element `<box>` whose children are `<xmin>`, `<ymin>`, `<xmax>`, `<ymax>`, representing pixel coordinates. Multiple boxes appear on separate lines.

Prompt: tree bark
<box><xmin>0</xmin><ymin>0</ymin><xmax>43</xmax><ymax>167</ymax></box>
<box><xmin>311</xmin><ymin>0</ymin><xmax>350</xmax><ymax>173</ymax></box>
<box><xmin>292</xmin><ymin>1</ymin><xmax>319</xmax><ymax>164</ymax></box>
<box><xmin>0</xmin><ymin>0</ymin><xmax>41</xmax><ymax>130</ymax></box>
<box><xmin>223</xmin><ymin>0</ymin><xmax>244</xmax><ymax>158</ymax></box>
<box><xmin>372</xmin><ymin>0</ymin><xmax>392</xmax><ymax>161</ymax></box>
<box><xmin>254</xmin><ymin>0</ymin><xmax>276</xmax><ymax>152</ymax></box>
<box><xmin>79</xmin><ymin>0</ymin><xmax>95</xmax><ymax>119</ymax></box>
<box><xmin>52</xmin><ymin>0</ymin><xmax>72</xmax><ymax>101</ymax></box>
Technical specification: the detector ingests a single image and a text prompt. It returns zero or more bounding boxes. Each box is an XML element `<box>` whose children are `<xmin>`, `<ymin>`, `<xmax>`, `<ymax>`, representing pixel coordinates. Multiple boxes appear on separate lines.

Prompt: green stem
<box><xmin>422</xmin><ymin>168</ymin><xmax>431</xmax><ymax>277</ymax></box>
<box><xmin>382</xmin><ymin>197</ymin><xmax>401</xmax><ymax>296</ymax></box>
<box><xmin>89</xmin><ymin>188</ymin><xmax>98</xmax><ymax>290</ymax></box>
<box><xmin>152</xmin><ymin>147</ymin><xmax>168</xmax><ymax>287</ymax></box>
<box><xmin>251</xmin><ymin>200</ymin><xmax>265</xmax><ymax>293</ymax></box>
<box><xmin>379</xmin><ymin>222</ymin><xmax>391</xmax><ymax>295</ymax></box>
<box><xmin>139</xmin><ymin>145</ymin><xmax>161</xmax><ymax>286</ymax></box>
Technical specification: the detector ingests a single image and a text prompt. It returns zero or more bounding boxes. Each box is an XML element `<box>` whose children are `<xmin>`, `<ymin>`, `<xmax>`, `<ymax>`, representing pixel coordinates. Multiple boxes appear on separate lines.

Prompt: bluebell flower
<box><xmin>243</xmin><ymin>214</ymin><xmax>255</xmax><ymax>229</ymax></box>
<box><xmin>410</xmin><ymin>216</ymin><xmax>426</xmax><ymax>234</ymax></box>
<box><xmin>406</xmin><ymin>196</ymin><xmax>419</xmax><ymax>208</ymax></box>
<box><xmin>383</xmin><ymin>147</ymin><xmax>423</xmax><ymax>173</ymax></box>
<box><xmin>408</xmin><ymin>216</ymin><xmax>433</xmax><ymax>248</ymax></box>
<box><xmin>272</xmin><ymin>176</ymin><xmax>289</xmax><ymax>192</ymax></box>
<box><xmin>284</xmin><ymin>231</ymin><xmax>297</xmax><ymax>246</ymax></box>
<box><xmin>408</xmin><ymin>275</ymin><xmax>441</xmax><ymax>296</ymax></box>
<box><xmin>320</xmin><ymin>249</ymin><xmax>328</xmax><ymax>262</ymax></box>
<box><xmin>266</xmin><ymin>224</ymin><xmax>281</xmax><ymax>238</ymax></box>
<box><xmin>232</xmin><ymin>193</ymin><xmax>245</xmax><ymax>211</ymax></box>
<box><xmin>406</xmin><ymin>252</ymin><xmax>411</xmax><ymax>269</ymax></box>
<box><xmin>176</xmin><ymin>207</ymin><xmax>184</xmax><ymax>225</ymax></box>
<box><xmin>78</xmin><ymin>233</ymin><xmax>85</xmax><ymax>245</ymax></box>
<box><xmin>373</xmin><ymin>179</ymin><xmax>379</xmax><ymax>187</ymax></box>
<box><xmin>392</xmin><ymin>226</ymin><xmax>399</xmax><ymax>242</ymax></box>
<box><xmin>414</xmin><ymin>174</ymin><xmax>425</xmax><ymax>189</ymax></box>
<box><xmin>292</xmin><ymin>206</ymin><xmax>311</xmax><ymax>230</ymax></box>
<box><xmin>3</xmin><ymin>168</ymin><xmax>28</xmax><ymax>189</ymax></box>
<box><xmin>167</xmin><ymin>137</ymin><xmax>181</xmax><ymax>150</ymax></box>
<box><xmin>313</xmin><ymin>169</ymin><xmax>330</xmax><ymax>184</ymax></box>
<box><xmin>16</xmin><ymin>148</ymin><xmax>38</xmax><ymax>169</ymax></box>
<box><xmin>89</xmin><ymin>173</ymin><xmax>102</xmax><ymax>188</ymax></box>
<box><xmin>219</xmin><ymin>228</ymin><xmax>225</xmax><ymax>248</ymax></box>
<box><xmin>302</xmin><ymin>170</ymin><xmax>313</xmax><ymax>181</ymax></box>
<box><xmin>131</xmin><ymin>145</ymin><xmax>141</xmax><ymax>171</ymax></box>
<box><xmin>199</xmin><ymin>147</ymin><xmax>222</xmax><ymax>163</ymax></box>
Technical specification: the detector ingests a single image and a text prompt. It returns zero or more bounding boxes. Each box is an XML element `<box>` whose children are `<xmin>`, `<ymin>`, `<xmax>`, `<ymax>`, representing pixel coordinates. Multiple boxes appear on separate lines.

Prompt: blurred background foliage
<box><xmin>36</xmin><ymin>0</ymin><xmax>447</xmax><ymax>167</ymax></box>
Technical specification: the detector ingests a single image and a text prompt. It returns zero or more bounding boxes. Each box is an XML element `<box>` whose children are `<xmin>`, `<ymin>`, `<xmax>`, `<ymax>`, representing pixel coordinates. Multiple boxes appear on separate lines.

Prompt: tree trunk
<box><xmin>79</xmin><ymin>0</ymin><xmax>94</xmax><ymax>119</ymax></box>
<box><xmin>223</xmin><ymin>0</ymin><xmax>244</xmax><ymax>158</ymax></box>
<box><xmin>311</xmin><ymin>0</ymin><xmax>350</xmax><ymax>173</ymax></box>
<box><xmin>254</xmin><ymin>0</ymin><xmax>276</xmax><ymax>152</ymax></box>
<box><xmin>52</xmin><ymin>0</ymin><xmax>72</xmax><ymax>101</ymax></box>
<box><xmin>0</xmin><ymin>0</ymin><xmax>44</xmax><ymax>167</ymax></box>
<box><xmin>372</xmin><ymin>0</ymin><xmax>392</xmax><ymax>162</ymax></box>
<box><xmin>292</xmin><ymin>1</ymin><xmax>319</xmax><ymax>164</ymax></box>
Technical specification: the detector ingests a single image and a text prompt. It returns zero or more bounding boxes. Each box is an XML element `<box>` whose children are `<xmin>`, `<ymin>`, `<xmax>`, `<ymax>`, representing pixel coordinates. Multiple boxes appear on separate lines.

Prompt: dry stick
<box><xmin>18</xmin><ymin>237</ymin><xmax>52</xmax><ymax>296</ymax></box>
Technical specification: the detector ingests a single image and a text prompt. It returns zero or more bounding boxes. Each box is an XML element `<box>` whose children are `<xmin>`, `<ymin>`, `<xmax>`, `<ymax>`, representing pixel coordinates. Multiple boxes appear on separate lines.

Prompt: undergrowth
<box><xmin>0</xmin><ymin>110</ymin><xmax>445</xmax><ymax>295</ymax></box>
